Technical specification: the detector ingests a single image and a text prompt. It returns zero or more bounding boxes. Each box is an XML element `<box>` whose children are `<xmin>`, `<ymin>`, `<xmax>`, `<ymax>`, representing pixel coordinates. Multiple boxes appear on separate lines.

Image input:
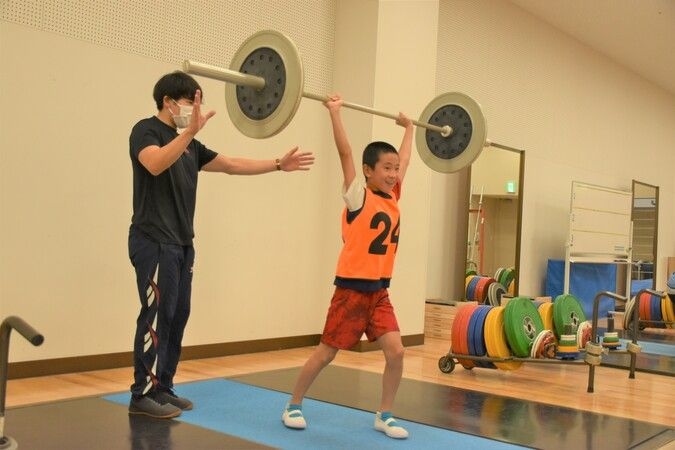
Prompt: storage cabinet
<box><xmin>424</xmin><ymin>302</ymin><xmax>454</xmax><ymax>339</ymax></box>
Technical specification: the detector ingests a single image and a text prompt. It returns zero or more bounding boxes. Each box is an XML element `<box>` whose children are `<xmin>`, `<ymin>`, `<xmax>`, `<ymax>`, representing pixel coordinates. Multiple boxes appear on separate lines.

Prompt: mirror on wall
<box><xmin>465</xmin><ymin>146</ymin><xmax>524</xmax><ymax>299</ymax></box>
<box><xmin>630</xmin><ymin>180</ymin><xmax>658</xmax><ymax>294</ymax></box>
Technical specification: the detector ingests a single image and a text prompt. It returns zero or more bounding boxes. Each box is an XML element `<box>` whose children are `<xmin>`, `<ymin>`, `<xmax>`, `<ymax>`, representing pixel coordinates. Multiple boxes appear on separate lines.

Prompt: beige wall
<box><xmin>1</xmin><ymin>0</ymin><xmax>674</xmax><ymax>363</ymax></box>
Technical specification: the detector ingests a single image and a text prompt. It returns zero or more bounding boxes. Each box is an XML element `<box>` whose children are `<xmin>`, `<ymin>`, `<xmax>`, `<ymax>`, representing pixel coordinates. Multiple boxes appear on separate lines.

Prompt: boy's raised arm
<box><xmin>324</xmin><ymin>94</ymin><xmax>357</xmax><ymax>190</ymax></box>
<box><xmin>395</xmin><ymin>113</ymin><xmax>414</xmax><ymax>183</ymax></box>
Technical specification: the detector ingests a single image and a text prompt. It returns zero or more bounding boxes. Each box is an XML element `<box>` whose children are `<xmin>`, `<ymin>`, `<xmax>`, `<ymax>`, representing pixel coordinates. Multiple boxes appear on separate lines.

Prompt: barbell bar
<box><xmin>183</xmin><ymin>29</ymin><xmax>495</xmax><ymax>173</ymax></box>
<box><xmin>183</xmin><ymin>60</ymin><xmax>452</xmax><ymax>137</ymax></box>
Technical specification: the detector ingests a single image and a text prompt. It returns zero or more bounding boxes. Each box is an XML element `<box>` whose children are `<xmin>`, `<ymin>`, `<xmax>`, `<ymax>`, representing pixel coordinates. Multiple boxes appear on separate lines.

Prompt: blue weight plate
<box><xmin>468</xmin><ymin>305</ymin><xmax>492</xmax><ymax>368</ymax></box>
<box><xmin>466</xmin><ymin>275</ymin><xmax>481</xmax><ymax>301</ymax></box>
<box><xmin>649</xmin><ymin>293</ymin><xmax>664</xmax><ymax>327</ymax></box>
<box><xmin>474</xmin><ymin>305</ymin><xmax>496</xmax><ymax>368</ymax></box>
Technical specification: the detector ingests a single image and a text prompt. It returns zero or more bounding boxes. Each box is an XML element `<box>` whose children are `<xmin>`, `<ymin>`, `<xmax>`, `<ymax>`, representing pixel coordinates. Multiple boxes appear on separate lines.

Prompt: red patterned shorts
<box><xmin>321</xmin><ymin>287</ymin><xmax>400</xmax><ymax>349</ymax></box>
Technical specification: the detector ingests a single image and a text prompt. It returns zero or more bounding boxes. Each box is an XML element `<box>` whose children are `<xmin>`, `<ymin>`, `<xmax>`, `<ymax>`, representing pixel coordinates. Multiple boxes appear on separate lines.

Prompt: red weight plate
<box><xmin>452</xmin><ymin>304</ymin><xmax>479</xmax><ymax>369</ymax></box>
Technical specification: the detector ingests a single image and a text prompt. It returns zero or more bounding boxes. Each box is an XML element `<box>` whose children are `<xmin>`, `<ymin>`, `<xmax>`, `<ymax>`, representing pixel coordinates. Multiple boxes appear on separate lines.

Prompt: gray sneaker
<box><xmin>153</xmin><ymin>389</ymin><xmax>193</xmax><ymax>411</ymax></box>
<box><xmin>129</xmin><ymin>395</ymin><xmax>181</xmax><ymax>419</ymax></box>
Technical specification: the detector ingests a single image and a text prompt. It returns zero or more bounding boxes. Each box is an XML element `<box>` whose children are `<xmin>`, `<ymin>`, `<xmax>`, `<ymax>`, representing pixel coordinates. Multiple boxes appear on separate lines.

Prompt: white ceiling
<box><xmin>508</xmin><ymin>0</ymin><xmax>675</xmax><ymax>96</ymax></box>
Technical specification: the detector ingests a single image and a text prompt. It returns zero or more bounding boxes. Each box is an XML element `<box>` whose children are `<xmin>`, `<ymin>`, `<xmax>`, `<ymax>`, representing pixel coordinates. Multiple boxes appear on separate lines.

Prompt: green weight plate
<box><xmin>503</xmin><ymin>297</ymin><xmax>544</xmax><ymax>357</ymax></box>
<box><xmin>553</xmin><ymin>294</ymin><xmax>586</xmax><ymax>338</ymax></box>
<box><xmin>499</xmin><ymin>267</ymin><xmax>515</xmax><ymax>287</ymax></box>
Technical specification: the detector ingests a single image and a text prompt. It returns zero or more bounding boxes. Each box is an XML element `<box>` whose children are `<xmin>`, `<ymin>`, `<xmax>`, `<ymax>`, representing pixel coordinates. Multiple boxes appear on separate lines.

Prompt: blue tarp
<box><xmin>545</xmin><ymin>259</ymin><xmax>617</xmax><ymax>319</ymax></box>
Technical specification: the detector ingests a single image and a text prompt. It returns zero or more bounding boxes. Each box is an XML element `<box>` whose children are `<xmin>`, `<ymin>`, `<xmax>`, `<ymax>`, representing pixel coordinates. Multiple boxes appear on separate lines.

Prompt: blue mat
<box><xmin>104</xmin><ymin>379</ymin><xmax>526</xmax><ymax>449</ymax></box>
<box><xmin>621</xmin><ymin>339</ymin><xmax>675</xmax><ymax>356</ymax></box>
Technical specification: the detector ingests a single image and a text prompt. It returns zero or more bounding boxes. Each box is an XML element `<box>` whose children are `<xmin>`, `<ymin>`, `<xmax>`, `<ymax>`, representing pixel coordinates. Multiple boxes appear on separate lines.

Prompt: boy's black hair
<box><xmin>362</xmin><ymin>141</ymin><xmax>398</xmax><ymax>169</ymax></box>
<box><xmin>152</xmin><ymin>71</ymin><xmax>203</xmax><ymax>110</ymax></box>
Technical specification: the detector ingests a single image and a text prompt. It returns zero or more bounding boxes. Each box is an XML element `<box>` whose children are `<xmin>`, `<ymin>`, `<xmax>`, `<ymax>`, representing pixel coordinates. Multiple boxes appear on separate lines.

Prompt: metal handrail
<box><xmin>0</xmin><ymin>316</ymin><xmax>44</xmax><ymax>448</ymax></box>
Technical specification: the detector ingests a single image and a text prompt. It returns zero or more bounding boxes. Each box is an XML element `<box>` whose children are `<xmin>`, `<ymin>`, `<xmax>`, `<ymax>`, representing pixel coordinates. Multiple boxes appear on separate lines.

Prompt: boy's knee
<box><xmin>315</xmin><ymin>344</ymin><xmax>338</xmax><ymax>366</ymax></box>
<box><xmin>385</xmin><ymin>345</ymin><xmax>405</xmax><ymax>363</ymax></box>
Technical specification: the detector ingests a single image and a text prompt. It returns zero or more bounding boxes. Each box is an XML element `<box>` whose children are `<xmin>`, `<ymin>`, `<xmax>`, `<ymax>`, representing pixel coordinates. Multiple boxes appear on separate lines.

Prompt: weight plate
<box><xmin>652</xmin><ymin>294</ymin><xmax>664</xmax><ymax>320</ymax></box>
<box><xmin>488</xmin><ymin>282</ymin><xmax>507</xmax><ymax>306</ymax></box>
<box><xmin>499</xmin><ymin>267</ymin><xmax>515</xmax><ymax>288</ymax></box>
<box><xmin>494</xmin><ymin>268</ymin><xmax>504</xmax><ymax>284</ymax></box>
<box><xmin>465</xmin><ymin>274</ymin><xmax>476</xmax><ymax>290</ymax></box>
<box><xmin>537</xmin><ymin>302</ymin><xmax>555</xmax><ymax>332</ymax></box>
<box><xmin>650</xmin><ymin>293</ymin><xmax>663</xmax><ymax>327</ymax></box>
<box><xmin>451</xmin><ymin>304</ymin><xmax>478</xmax><ymax>369</ymax></box>
<box><xmin>663</xmin><ymin>296</ymin><xmax>674</xmax><ymax>328</ymax></box>
<box><xmin>530</xmin><ymin>329</ymin><xmax>556</xmax><ymax>359</ymax></box>
<box><xmin>552</xmin><ymin>294</ymin><xmax>587</xmax><ymax>338</ymax></box>
<box><xmin>468</xmin><ymin>305</ymin><xmax>495</xmax><ymax>368</ymax></box>
<box><xmin>484</xmin><ymin>306</ymin><xmax>522</xmax><ymax>370</ymax></box>
<box><xmin>503</xmin><ymin>297</ymin><xmax>544</xmax><ymax>357</ymax></box>
<box><xmin>623</xmin><ymin>296</ymin><xmax>637</xmax><ymax>331</ymax></box>
<box><xmin>576</xmin><ymin>320</ymin><xmax>593</xmax><ymax>349</ymax></box>
<box><xmin>226</xmin><ymin>30</ymin><xmax>304</xmax><ymax>138</ymax></box>
<box><xmin>475</xmin><ymin>277</ymin><xmax>495</xmax><ymax>304</ymax></box>
<box><xmin>474</xmin><ymin>278</ymin><xmax>483</xmax><ymax>303</ymax></box>
<box><xmin>415</xmin><ymin>92</ymin><xmax>487</xmax><ymax>173</ymax></box>
<box><xmin>639</xmin><ymin>292</ymin><xmax>650</xmax><ymax>322</ymax></box>
<box><xmin>466</xmin><ymin>275</ymin><xmax>481</xmax><ymax>301</ymax></box>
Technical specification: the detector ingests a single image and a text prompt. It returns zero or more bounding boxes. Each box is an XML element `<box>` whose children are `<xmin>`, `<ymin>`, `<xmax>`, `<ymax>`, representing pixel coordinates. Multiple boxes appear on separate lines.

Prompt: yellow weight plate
<box><xmin>664</xmin><ymin>295</ymin><xmax>675</xmax><ymax>329</ymax></box>
<box><xmin>484</xmin><ymin>306</ymin><xmax>521</xmax><ymax>370</ymax></box>
<box><xmin>538</xmin><ymin>302</ymin><xmax>554</xmax><ymax>332</ymax></box>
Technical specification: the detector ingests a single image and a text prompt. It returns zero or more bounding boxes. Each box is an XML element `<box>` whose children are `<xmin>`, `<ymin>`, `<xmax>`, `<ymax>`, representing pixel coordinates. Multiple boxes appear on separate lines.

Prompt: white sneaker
<box><xmin>374</xmin><ymin>412</ymin><xmax>409</xmax><ymax>439</ymax></box>
<box><xmin>282</xmin><ymin>404</ymin><xmax>307</xmax><ymax>429</ymax></box>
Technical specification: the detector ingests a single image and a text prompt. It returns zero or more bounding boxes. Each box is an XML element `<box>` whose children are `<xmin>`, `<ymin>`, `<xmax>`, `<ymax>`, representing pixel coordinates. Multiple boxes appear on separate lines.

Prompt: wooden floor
<box><xmin>6</xmin><ymin>336</ymin><xmax>674</xmax><ymax>432</ymax></box>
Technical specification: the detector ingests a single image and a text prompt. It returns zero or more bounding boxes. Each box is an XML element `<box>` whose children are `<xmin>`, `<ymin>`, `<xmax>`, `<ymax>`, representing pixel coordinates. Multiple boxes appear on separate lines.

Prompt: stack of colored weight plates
<box><xmin>503</xmin><ymin>297</ymin><xmax>545</xmax><ymax>357</ymax></box>
<box><xmin>552</xmin><ymin>294</ymin><xmax>587</xmax><ymax>338</ymax></box>
<box><xmin>467</xmin><ymin>305</ymin><xmax>496</xmax><ymax>368</ymax></box>
<box><xmin>638</xmin><ymin>291</ymin><xmax>667</xmax><ymax>328</ymax></box>
<box><xmin>556</xmin><ymin>332</ymin><xmax>580</xmax><ymax>359</ymax></box>
<box><xmin>451</xmin><ymin>304</ymin><xmax>479</xmax><ymax>369</ymax></box>
<box><xmin>484</xmin><ymin>306</ymin><xmax>522</xmax><ymax>370</ymax></box>
<box><xmin>602</xmin><ymin>331</ymin><xmax>621</xmax><ymax>349</ymax></box>
<box><xmin>464</xmin><ymin>276</ymin><xmax>497</xmax><ymax>303</ymax></box>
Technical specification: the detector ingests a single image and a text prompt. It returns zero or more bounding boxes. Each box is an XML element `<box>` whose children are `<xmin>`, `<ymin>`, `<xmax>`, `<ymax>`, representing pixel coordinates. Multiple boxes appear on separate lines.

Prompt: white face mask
<box><xmin>171</xmin><ymin>99</ymin><xmax>193</xmax><ymax>129</ymax></box>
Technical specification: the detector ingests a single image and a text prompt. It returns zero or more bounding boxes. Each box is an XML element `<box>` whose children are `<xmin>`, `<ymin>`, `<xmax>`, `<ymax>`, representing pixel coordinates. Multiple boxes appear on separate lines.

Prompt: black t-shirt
<box><xmin>129</xmin><ymin>116</ymin><xmax>217</xmax><ymax>245</ymax></box>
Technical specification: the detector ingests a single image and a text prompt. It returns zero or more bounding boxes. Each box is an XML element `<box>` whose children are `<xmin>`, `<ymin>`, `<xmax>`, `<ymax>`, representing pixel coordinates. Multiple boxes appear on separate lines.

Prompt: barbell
<box><xmin>183</xmin><ymin>29</ymin><xmax>496</xmax><ymax>173</ymax></box>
